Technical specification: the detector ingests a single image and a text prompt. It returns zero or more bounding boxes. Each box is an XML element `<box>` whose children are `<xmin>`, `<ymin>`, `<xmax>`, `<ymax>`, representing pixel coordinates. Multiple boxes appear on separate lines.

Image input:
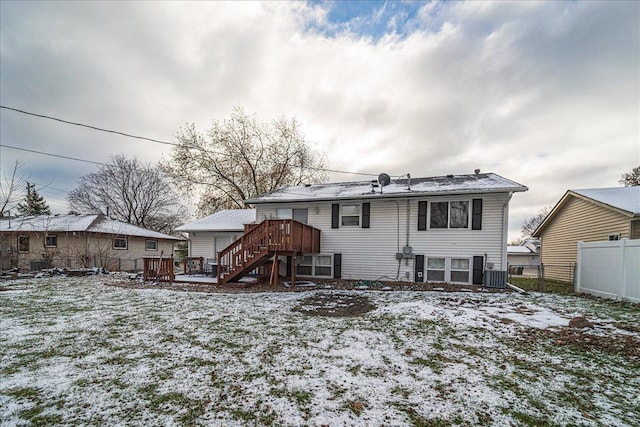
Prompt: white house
<box><xmin>175</xmin><ymin>209</ymin><xmax>256</xmax><ymax>261</ymax></box>
<box><xmin>221</xmin><ymin>172</ymin><xmax>527</xmax><ymax>285</ymax></box>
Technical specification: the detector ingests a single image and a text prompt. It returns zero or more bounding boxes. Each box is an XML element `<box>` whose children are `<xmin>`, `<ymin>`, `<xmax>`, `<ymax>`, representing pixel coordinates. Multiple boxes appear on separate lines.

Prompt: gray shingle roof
<box><xmin>175</xmin><ymin>209</ymin><xmax>256</xmax><ymax>232</ymax></box>
<box><xmin>572</xmin><ymin>187</ymin><xmax>640</xmax><ymax>215</ymax></box>
<box><xmin>244</xmin><ymin>173</ymin><xmax>527</xmax><ymax>204</ymax></box>
<box><xmin>0</xmin><ymin>214</ymin><xmax>181</xmax><ymax>240</ymax></box>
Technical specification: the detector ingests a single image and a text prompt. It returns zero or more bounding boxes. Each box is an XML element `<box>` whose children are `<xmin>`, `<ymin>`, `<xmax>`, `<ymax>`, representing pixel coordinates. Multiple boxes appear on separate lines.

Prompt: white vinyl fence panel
<box><xmin>576</xmin><ymin>239</ymin><xmax>640</xmax><ymax>302</ymax></box>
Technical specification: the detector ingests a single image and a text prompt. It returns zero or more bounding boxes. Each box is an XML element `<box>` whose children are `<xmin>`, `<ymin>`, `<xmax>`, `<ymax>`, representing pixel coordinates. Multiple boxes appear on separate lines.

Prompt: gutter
<box><xmin>244</xmin><ymin>187</ymin><xmax>528</xmax><ymax>205</ymax></box>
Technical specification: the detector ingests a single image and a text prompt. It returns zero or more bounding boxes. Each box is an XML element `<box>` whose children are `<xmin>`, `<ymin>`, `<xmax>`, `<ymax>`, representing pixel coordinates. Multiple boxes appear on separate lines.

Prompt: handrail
<box><xmin>217</xmin><ymin>219</ymin><xmax>321</xmax><ymax>284</ymax></box>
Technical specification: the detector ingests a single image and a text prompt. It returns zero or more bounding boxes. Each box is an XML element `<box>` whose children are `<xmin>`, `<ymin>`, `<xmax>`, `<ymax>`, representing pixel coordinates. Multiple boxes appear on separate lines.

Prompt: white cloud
<box><xmin>0</xmin><ymin>0</ymin><xmax>637</xmax><ymax>239</ymax></box>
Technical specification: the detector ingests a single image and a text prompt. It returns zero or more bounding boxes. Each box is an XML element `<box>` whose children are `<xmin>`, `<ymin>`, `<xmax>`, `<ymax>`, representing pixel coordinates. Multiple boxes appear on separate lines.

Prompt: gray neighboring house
<box><xmin>0</xmin><ymin>214</ymin><xmax>181</xmax><ymax>272</ymax></box>
<box><xmin>507</xmin><ymin>239</ymin><xmax>540</xmax><ymax>274</ymax></box>
<box><xmin>175</xmin><ymin>209</ymin><xmax>257</xmax><ymax>261</ymax></box>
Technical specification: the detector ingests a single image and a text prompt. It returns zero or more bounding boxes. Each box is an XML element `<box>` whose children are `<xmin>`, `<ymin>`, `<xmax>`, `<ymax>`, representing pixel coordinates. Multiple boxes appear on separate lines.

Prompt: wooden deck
<box><xmin>218</xmin><ymin>219</ymin><xmax>321</xmax><ymax>285</ymax></box>
<box><xmin>143</xmin><ymin>256</ymin><xmax>175</xmax><ymax>282</ymax></box>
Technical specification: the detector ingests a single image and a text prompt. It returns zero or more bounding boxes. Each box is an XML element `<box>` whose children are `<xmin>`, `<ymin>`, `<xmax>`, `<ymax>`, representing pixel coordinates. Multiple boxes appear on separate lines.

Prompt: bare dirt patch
<box><xmin>293</xmin><ymin>292</ymin><xmax>376</xmax><ymax>317</ymax></box>
<box><xmin>522</xmin><ymin>326</ymin><xmax>640</xmax><ymax>362</ymax></box>
<box><xmin>105</xmin><ymin>276</ymin><xmax>507</xmax><ymax>295</ymax></box>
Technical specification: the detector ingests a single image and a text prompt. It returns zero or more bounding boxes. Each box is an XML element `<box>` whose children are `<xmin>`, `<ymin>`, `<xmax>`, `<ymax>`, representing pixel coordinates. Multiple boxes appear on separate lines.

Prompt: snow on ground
<box><xmin>1</xmin><ymin>277</ymin><xmax>638</xmax><ymax>426</ymax></box>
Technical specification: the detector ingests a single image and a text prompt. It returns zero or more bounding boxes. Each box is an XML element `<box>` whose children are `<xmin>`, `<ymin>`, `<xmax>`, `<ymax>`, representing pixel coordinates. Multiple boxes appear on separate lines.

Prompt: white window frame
<box><xmin>296</xmin><ymin>254</ymin><xmax>333</xmax><ymax>278</ymax></box>
<box><xmin>426</xmin><ymin>257</ymin><xmax>446</xmax><ymax>282</ymax></box>
<box><xmin>428</xmin><ymin>200</ymin><xmax>470</xmax><ymax>230</ymax></box>
<box><xmin>608</xmin><ymin>233</ymin><xmax>621</xmax><ymax>241</ymax></box>
<box><xmin>45</xmin><ymin>234</ymin><xmax>58</xmax><ymax>248</ymax></box>
<box><xmin>113</xmin><ymin>237</ymin><xmax>128</xmax><ymax>250</ymax></box>
<box><xmin>276</xmin><ymin>208</ymin><xmax>293</xmax><ymax>219</ymax></box>
<box><xmin>145</xmin><ymin>239</ymin><xmax>158</xmax><ymax>251</ymax></box>
<box><xmin>340</xmin><ymin>204</ymin><xmax>361</xmax><ymax>227</ymax></box>
<box><xmin>426</xmin><ymin>257</ymin><xmax>472</xmax><ymax>284</ymax></box>
<box><xmin>450</xmin><ymin>258</ymin><xmax>471</xmax><ymax>284</ymax></box>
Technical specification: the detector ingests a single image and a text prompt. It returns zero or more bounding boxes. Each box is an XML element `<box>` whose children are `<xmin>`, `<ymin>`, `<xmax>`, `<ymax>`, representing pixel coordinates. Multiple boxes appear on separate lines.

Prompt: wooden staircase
<box><xmin>217</xmin><ymin>219</ymin><xmax>321</xmax><ymax>285</ymax></box>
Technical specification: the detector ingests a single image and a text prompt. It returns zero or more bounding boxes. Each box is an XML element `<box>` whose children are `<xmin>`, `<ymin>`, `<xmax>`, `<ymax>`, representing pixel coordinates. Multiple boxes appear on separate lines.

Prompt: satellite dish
<box><xmin>378</xmin><ymin>173</ymin><xmax>391</xmax><ymax>187</ymax></box>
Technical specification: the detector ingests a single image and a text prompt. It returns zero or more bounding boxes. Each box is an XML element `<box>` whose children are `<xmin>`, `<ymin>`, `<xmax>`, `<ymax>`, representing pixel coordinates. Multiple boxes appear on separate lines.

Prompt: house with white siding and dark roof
<box><xmin>216</xmin><ymin>172</ymin><xmax>527</xmax><ymax>286</ymax></box>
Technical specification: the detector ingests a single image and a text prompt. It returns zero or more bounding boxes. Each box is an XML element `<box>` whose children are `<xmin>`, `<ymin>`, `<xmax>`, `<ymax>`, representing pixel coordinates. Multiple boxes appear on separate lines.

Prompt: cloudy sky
<box><xmin>1</xmin><ymin>0</ymin><xmax>638</xmax><ymax>240</ymax></box>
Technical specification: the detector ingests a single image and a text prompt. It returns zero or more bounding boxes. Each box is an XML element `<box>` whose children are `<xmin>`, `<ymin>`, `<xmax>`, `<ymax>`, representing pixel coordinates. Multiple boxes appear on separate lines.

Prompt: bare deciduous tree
<box><xmin>521</xmin><ymin>206</ymin><xmax>552</xmax><ymax>238</ymax></box>
<box><xmin>0</xmin><ymin>160</ymin><xmax>28</xmax><ymax>217</ymax></box>
<box><xmin>619</xmin><ymin>165</ymin><xmax>640</xmax><ymax>187</ymax></box>
<box><xmin>67</xmin><ymin>154</ymin><xmax>184</xmax><ymax>234</ymax></box>
<box><xmin>163</xmin><ymin>107</ymin><xmax>327</xmax><ymax>215</ymax></box>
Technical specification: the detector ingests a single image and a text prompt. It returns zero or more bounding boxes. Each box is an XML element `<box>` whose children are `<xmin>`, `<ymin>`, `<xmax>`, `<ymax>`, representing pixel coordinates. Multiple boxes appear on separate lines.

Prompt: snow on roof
<box><xmin>507</xmin><ymin>246</ymin><xmax>534</xmax><ymax>254</ymax></box>
<box><xmin>0</xmin><ymin>214</ymin><xmax>181</xmax><ymax>240</ymax></box>
<box><xmin>0</xmin><ymin>214</ymin><xmax>99</xmax><ymax>232</ymax></box>
<box><xmin>89</xmin><ymin>217</ymin><xmax>182</xmax><ymax>240</ymax></box>
<box><xmin>572</xmin><ymin>187</ymin><xmax>640</xmax><ymax>214</ymax></box>
<box><xmin>175</xmin><ymin>209</ymin><xmax>256</xmax><ymax>232</ymax></box>
<box><xmin>244</xmin><ymin>173</ymin><xmax>527</xmax><ymax>204</ymax></box>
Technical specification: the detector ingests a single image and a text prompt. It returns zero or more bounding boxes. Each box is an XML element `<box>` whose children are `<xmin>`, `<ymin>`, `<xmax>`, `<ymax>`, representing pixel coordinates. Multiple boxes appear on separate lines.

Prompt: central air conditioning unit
<box><xmin>483</xmin><ymin>269</ymin><xmax>507</xmax><ymax>288</ymax></box>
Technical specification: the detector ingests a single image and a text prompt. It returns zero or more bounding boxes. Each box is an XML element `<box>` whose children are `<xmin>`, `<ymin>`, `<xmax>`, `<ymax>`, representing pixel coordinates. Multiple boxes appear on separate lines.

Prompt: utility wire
<box><xmin>0</xmin><ymin>105</ymin><xmax>177</xmax><ymax>146</ymax></box>
<box><xmin>0</xmin><ymin>105</ymin><xmax>381</xmax><ymax>177</ymax></box>
<box><xmin>0</xmin><ymin>144</ymin><xmax>107</xmax><ymax>166</ymax></box>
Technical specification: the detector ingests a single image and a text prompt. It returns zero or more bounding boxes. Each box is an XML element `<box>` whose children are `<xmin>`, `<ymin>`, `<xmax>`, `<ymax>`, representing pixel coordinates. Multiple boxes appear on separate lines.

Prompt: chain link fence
<box><xmin>508</xmin><ymin>263</ymin><xmax>575</xmax><ymax>292</ymax></box>
<box><xmin>2</xmin><ymin>256</ymin><xmax>149</xmax><ymax>273</ymax></box>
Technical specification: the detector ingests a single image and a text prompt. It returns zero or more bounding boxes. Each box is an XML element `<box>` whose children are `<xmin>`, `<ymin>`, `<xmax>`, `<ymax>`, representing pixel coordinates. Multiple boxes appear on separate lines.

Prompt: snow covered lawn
<box><xmin>1</xmin><ymin>277</ymin><xmax>639</xmax><ymax>426</ymax></box>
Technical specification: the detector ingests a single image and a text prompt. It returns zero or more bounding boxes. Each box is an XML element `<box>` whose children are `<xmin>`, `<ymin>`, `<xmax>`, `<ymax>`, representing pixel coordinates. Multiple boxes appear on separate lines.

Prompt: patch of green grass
<box><xmin>509</xmin><ymin>277</ymin><xmax>573</xmax><ymax>294</ymax></box>
<box><xmin>290</xmin><ymin>388</ymin><xmax>313</xmax><ymax>406</ymax></box>
<box><xmin>7</xmin><ymin>386</ymin><xmax>41</xmax><ymax>400</ymax></box>
<box><xmin>18</xmin><ymin>406</ymin><xmax>63</xmax><ymax>426</ymax></box>
<box><xmin>394</xmin><ymin>404</ymin><xmax>450</xmax><ymax>426</ymax></box>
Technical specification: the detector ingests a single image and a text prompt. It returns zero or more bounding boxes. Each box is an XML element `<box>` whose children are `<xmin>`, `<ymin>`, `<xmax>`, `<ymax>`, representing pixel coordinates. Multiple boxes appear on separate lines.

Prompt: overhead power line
<box><xmin>0</xmin><ymin>105</ymin><xmax>177</xmax><ymax>146</ymax></box>
<box><xmin>0</xmin><ymin>105</ymin><xmax>380</xmax><ymax>177</ymax></box>
<box><xmin>0</xmin><ymin>144</ymin><xmax>107</xmax><ymax>166</ymax></box>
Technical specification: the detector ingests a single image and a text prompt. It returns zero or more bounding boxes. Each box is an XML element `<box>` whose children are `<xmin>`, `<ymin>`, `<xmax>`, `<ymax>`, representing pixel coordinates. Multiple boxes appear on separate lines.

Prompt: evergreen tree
<box><xmin>16</xmin><ymin>182</ymin><xmax>50</xmax><ymax>216</ymax></box>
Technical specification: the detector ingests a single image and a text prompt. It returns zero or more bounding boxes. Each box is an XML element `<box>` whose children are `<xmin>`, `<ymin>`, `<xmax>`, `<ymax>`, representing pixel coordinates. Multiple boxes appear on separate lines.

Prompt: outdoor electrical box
<box><xmin>396</xmin><ymin>246</ymin><xmax>414</xmax><ymax>259</ymax></box>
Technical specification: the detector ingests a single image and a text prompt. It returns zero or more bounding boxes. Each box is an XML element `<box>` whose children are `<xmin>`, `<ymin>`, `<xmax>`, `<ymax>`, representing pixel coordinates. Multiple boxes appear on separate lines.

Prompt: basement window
<box><xmin>296</xmin><ymin>254</ymin><xmax>332</xmax><ymax>277</ymax></box>
<box><xmin>450</xmin><ymin>258</ymin><xmax>470</xmax><ymax>283</ymax></box>
<box><xmin>426</xmin><ymin>258</ymin><xmax>445</xmax><ymax>282</ymax></box>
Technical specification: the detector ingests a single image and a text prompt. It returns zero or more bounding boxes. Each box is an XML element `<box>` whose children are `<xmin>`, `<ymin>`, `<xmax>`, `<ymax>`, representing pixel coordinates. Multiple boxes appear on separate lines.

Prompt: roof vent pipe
<box><xmin>407</xmin><ymin>173</ymin><xmax>411</xmax><ymax>191</ymax></box>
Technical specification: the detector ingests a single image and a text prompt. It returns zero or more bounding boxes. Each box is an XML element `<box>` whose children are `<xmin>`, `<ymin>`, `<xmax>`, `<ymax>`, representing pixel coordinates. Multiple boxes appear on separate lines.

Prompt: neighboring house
<box><xmin>0</xmin><ymin>214</ymin><xmax>182</xmax><ymax>272</ymax></box>
<box><xmin>507</xmin><ymin>239</ymin><xmax>540</xmax><ymax>273</ymax></box>
<box><xmin>175</xmin><ymin>209</ymin><xmax>256</xmax><ymax>261</ymax></box>
<box><xmin>218</xmin><ymin>172</ymin><xmax>527</xmax><ymax>285</ymax></box>
<box><xmin>532</xmin><ymin>186</ymin><xmax>640</xmax><ymax>282</ymax></box>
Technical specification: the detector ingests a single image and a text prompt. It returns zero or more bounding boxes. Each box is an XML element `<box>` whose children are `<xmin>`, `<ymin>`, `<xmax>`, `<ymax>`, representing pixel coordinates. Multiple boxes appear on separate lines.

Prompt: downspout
<box><xmin>392</xmin><ymin>200</ymin><xmax>401</xmax><ymax>280</ymax></box>
<box><xmin>502</xmin><ymin>192</ymin><xmax>513</xmax><ymax>271</ymax></box>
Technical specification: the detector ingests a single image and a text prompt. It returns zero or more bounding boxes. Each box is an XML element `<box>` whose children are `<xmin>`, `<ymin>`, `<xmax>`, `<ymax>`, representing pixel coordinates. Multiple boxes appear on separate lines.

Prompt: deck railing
<box><xmin>218</xmin><ymin>219</ymin><xmax>320</xmax><ymax>284</ymax></box>
<box><xmin>143</xmin><ymin>256</ymin><xmax>175</xmax><ymax>282</ymax></box>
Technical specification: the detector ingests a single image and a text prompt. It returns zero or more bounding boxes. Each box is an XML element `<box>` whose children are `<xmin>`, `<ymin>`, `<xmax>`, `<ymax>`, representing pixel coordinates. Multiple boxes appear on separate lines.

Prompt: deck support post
<box><xmin>290</xmin><ymin>255</ymin><xmax>295</xmax><ymax>288</ymax></box>
<box><xmin>269</xmin><ymin>252</ymin><xmax>279</xmax><ymax>286</ymax></box>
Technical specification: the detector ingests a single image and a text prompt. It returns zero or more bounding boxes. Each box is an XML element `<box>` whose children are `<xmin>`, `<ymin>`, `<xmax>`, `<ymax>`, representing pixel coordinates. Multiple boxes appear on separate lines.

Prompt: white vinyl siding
<box><xmin>189</xmin><ymin>231</ymin><xmax>240</xmax><ymax>260</ymax></box>
<box><xmin>255</xmin><ymin>193</ymin><xmax>508</xmax><ymax>282</ymax></box>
